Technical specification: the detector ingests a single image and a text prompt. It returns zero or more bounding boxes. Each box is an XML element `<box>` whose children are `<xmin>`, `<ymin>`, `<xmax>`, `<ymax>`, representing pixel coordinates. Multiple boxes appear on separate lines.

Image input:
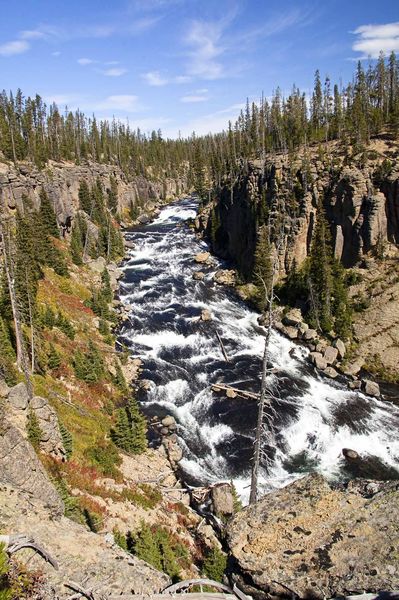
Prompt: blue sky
<box><xmin>0</xmin><ymin>0</ymin><xmax>398</xmax><ymax>138</ymax></box>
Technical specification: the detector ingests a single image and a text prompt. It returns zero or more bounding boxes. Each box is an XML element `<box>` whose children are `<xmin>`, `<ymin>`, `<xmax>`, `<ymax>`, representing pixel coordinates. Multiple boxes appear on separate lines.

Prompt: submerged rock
<box><xmin>214</xmin><ymin>269</ymin><xmax>236</xmax><ymax>286</ymax></box>
<box><xmin>227</xmin><ymin>473</ymin><xmax>399</xmax><ymax>599</ymax></box>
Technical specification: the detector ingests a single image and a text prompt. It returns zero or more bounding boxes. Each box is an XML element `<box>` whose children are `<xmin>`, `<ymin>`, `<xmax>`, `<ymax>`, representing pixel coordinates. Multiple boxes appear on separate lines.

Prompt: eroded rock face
<box><xmin>227</xmin><ymin>473</ymin><xmax>399</xmax><ymax>599</ymax></box>
<box><xmin>6</xmin><ymin>384</ymin><xmax>65</xmax><ymax>459</ymax></box>
<box><xmin>0</xmin><ymin>419</ymin><xmax>63</xmax><ymax>517</ymax></box>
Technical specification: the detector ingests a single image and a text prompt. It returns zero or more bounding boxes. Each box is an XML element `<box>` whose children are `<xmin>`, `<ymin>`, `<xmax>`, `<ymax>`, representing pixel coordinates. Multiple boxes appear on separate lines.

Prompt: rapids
<box><xmin>118</xmin><ymin>198</ymin><xmax>399</xmax><ymax>502</ymax></box>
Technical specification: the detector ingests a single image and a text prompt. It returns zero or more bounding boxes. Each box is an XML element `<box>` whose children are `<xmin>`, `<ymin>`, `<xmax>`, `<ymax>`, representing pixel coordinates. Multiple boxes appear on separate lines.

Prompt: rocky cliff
<box><xmin>0</xmin><ymin>159</ymin><xmax>187</xmax><ymax>229</ymax></box>
<box><xmin>199</xmin><ymin>138</ymin><xmax>398</xmax><ymax>277</ymax></box>
<box><xmin>197</xmin><ymin>137</ymin><xmax>399</xmax><ymax>382</ymax></box>
<box><xmin>227</xmin><ymin>473</ymin><xmax>399</xmax><ymax>599</ymax></box>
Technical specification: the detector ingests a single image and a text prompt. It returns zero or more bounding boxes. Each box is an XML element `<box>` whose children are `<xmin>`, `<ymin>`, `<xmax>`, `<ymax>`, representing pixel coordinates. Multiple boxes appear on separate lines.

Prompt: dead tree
<box><xmin>0</xmin><ymin>214</ymin><xmax>33</xmax><ymax>397</ymax></box>
<box><xmin>249</xmin><ymin>225</ymin><xmax>284</xmax><ymax>505</ymax></box>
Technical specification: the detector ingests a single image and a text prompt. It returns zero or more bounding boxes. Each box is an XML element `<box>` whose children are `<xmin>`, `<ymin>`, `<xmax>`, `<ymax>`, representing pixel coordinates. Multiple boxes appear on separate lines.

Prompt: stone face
<box><xmin>192</xmin><ymin>271</ymin><xmax>205</xmax><ymax>280</ymax></box>
<box><xmin>214</xmin><ymin>269</ymin><xmax>236</xmax><ymax>286</ymax></box>
<box><xmin>282</xmin><ymin>308</ymin><xmax>302</xmax><ymax>327</ymax></box>
<box><xmin>283</xmin><ymin>325</ymin><xmax>298</xmax><ymax>339</ymax></box>
<box><xmin>194</xmin><ymin>251</ymin><xmax>210</xmax><ymax>264</ymax></box>
<box><xmin>8</xmin><ymin>383</ymin><xmax>29</xmax><ymax>410</ymax></box>
<box><xmin>30</xmin><ymin>396</ymin><xmax>66</xmax><ymax>459</ymax></box>
<box><xmin>334</xmin><ymin>338</ymin><xmax>346</xmax><ymax>358</ymax></box>
<box><xmin>303</xmin><ymin>328</ymin><xmax>317</xmax><ymax>341</ymax></box>
<box><xmin>227</xmin><ymin>473</ymin><xmax>399</xmax><ymax>599</ymax></box>
<box><xmin>0</xmin><ymin>420</ymin><xmax>63</xmax><ymax>517</ymax></box>
<box><xmin>87</xmin><ymin>256</ymin><xmax>107</xmax><ymax>273</ymax></box>
<box><xmin>323</xmin><ymin>366</ymin><xmax>338</xmax><ymax>378</ymax></box>
<box><xmin>211</xmin><ymin>483</ymin><xmax>234</xmax><ymax>517</ymax></box>
<box><xmin>310</xmin><ymin>352</ymin><xmax>328</xmax><ymax>370</ymax></box>
<box><xmin>342</xmin><ymin>447</ymin><xmax>359</xmax><ymax>460</ymax></box>
<box><xmin>323</xmin><ymin>345</ymin><xmax>339</xmax><ymax>365</ymax></box>
<box><xmin>363</xmin><ymin>379</ymin><xmax>381</xmax><ymax>397</ymax></box>
<box><xmin>161</xmin><ymin>415</ymin><xmax>176</xmax><ymax>428</ymax></box>
<box><xmin>200</xmin><ymin>308</ymin><xmax>212</xmax><ymax>321</ymax></box>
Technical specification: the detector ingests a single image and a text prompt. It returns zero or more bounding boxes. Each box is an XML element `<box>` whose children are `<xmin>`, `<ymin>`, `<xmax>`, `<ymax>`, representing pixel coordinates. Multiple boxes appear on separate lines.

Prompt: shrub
<box><xmin>111</xmin><ymin>397</ymin><xmax>147</xmax><ymax>455</ymax></box>
<box><xmin>202</xmin><ymin>546</ymin><xmax>227</xmax><ymax>582</ymax></box>
<box><xmin>27</xmin><ymin>409</ymin><xmax>42</xmax><ymax>450</ymax></box>
<box><xmin>84</xmin><ymin>439</ymin><xmax>122</xmax><ymax>478</ymax></box>
<box><xmin>59</xmin><ymin>421</ymin><xmax>73</xmax><ymax>459</ymax></box>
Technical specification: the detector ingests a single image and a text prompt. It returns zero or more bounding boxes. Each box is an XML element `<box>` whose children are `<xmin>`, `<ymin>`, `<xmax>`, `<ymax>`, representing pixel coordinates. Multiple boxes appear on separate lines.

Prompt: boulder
<box><xmin>194</xmin><ymin>251</ymin><xmax>210</xmax><ymax>264</ymax></box>
<box><xmin>200</xmin><ymin>309</ymin><xmax>212</xmax><ymax>321</ymax></box>
<box><xmin>282</xmin><ymin>308</ymin><xmax>302</xmax><ymax>327</ymax></box>
<box><xmin>137</xmin><ymin>214</ymin><xmax>151</xmax><ymax>224</ymax></box>
<box><xmin>214</xmin><ymin>269</ymin><xmax>236</xmax><ymax>286</ymax></box>
<box><xmin>362</xmin><ymin>379</ymin><xmax>381</xmax><ymax>398</ymax></box>
<box><xmin>8</xmin><ymin>382</ymin><xmax>29</xmax><ymax>410</ymax></box>
<box><xmin>161</xmin><ymin>415</ymin><xmax>176</xmax><ymax>429</ymax></box>
<box><xmin>342</xmin><ymin>447</ymin><xmax>359</xmax><ymax>460</ymax></box>
<box><xmin>298</xmin><ymin>322</ymin><xmax>309</xmax><ymax>336</ymax></box>
<box><xmin>334</xmin><ymin>338</ymin><xmax>346</xmax><ymax>359</ymax></box>
<box><xmin>323</xmin><ymin>366</ymin><xmax>338</xmax><ymax>379</ymax></box>
<box><xmin>227</xmin><ymin>473</ymin><xmax>399</xmax><ymax>599</ymax></box>
<box><xmin>211</xmin><ymin>483</ymin><xmax>234</xmax><ymax>517</ymax></box>
<box><xmin>303</xmin><ymin>328</ymin><xmax>317</xmax><ymax>341</ymax></box>
<box><xmin>309</xmin><ymin>352</ymin><xmax>328</xmax><ymax>370</ymax></box>
<box><xmin>323</xmin><ymin>345</ymin><xmax>339</xmax><ymax>365</ymax></box>
<box><xmin>283</xmin><ymin>325</ymin><xmax>298</xmax><ymax>339</ymax></box>
<box><xmin>192</xmin><ymin>271</ymin><xmax>205</xmax><ymax>280</ymax></box>
<box><xmin>342</xmin><ymin>358</ymin><xmax>364</xmax><ymax>377</ymax></box>
<box><xmin>87</xmin><ymin>256</ymin><xmax>106</xmax><ymax>274</ymax></box>
<box><xmin>348</xmin><ymin>379</ymin><xmax>362</xmax><ymax>390</ymax></box>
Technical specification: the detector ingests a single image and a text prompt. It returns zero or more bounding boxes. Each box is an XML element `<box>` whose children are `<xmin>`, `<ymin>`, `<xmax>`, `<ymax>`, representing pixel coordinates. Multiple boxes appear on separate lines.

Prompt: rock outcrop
<box><xmin>7</xmin><ymin>383</ymin><xmax>65</xmax><ymax>459</ymax></box>
<box><xmin>0</xmin><ymin>416</ymin><xmax>63</xmax><ymax>517</ymax></box>
<box><xmin>227</xmin><ymin>473</ymin><xmax>399</xmax><ymax>599</ymax></box>
<box><xmin>0</xmin><ymin>159</ymin><xmax>186</xmax><ymax>230</ymax></box>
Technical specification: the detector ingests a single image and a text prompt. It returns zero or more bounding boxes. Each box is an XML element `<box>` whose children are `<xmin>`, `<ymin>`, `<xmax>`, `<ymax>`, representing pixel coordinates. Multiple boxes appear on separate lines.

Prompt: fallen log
<box><xmin>211</xmin><ymin>383</ymin><xmax>260</xmax><ymax>401</ymax></box>
<box><xmin>0</xmin><ymin>534</ymin><xmax>58</xmax><ymax>570</ymax></box>
<box><xmin>215</xmin><ymin>329</ymin><xmax>229</xmax><ymax>362</ymax></box>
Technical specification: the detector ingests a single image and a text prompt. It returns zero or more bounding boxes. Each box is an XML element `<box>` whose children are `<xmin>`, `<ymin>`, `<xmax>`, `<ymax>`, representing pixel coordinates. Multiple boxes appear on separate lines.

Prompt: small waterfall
<box><xmin>119</xmin><ymin>198</ymin><xmax>399</xmax><ymax>503</ymax></box>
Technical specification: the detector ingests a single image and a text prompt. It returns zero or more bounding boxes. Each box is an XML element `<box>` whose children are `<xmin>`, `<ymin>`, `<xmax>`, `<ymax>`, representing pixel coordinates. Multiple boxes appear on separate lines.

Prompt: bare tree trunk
<box><xmin>249</xmin><ymin>231</ymin><xmax>283</xmax><ymax>504</ymax></box>
<box><xmin>0</xmin><ymin>217</ymin><xmax>33</xmax><ymax>397</ymax></box>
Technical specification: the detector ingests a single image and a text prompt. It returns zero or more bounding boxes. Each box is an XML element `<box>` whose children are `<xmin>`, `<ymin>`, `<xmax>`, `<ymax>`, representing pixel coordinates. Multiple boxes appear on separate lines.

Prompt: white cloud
<box><xmin>175</xmin><ymin>75</ymin><xmax>192</xmax><ymax>84</ymax></box>
<box><xmin>180</xmin><ymin>94</ymin><xmax>208</xmax><ymax>103</ymax></box>
<box><xmin>0</xmin><ymin>39</ymin><xmax>30</xmax><ymax>56</ymax></box>
<box><xmin>77</xmin><ymin>57</ymin><xmax>95</xmax><ymax>65</ymax></box>
<box><xmin>184</xmin><ymin>19</ymin><xmax>225</xmax><ymax>80</ymax></box>
<box><xmin>101</xmin><ymin>67</ymin><xmax>128</xmax><ymax>77</ymax></box>
<box><xmin>52</xmin><ymin>51</ymin><xmax>61</xmax><ymax>57</ymax></box>
<box><xmin>352</xmin><ymin>22</ymin><xmax>399</xmax><ymax>58</ymax></box>
<box><xmin>96</xmin><ymin>95</ymin><xmax>140</xmax><ymax>112</ymax></box>
<box><xmin>142</xmin><ymin>70</ymin><xmax>168</xmax><ymax>86</ymax></box>
<box><xmin>44</xmin><ymin>94</ymin><xmax>76</xmax><ymax>106</ymax></box>
<box><xmin>20</xmin><ymin>29</ymin><xmax>46</xmax><ymax>40</ymax></box>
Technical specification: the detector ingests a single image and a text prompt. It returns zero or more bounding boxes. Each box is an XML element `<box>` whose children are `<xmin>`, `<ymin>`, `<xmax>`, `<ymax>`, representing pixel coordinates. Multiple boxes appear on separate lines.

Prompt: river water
<box><xmin>118</xmin><ymin>198</ymin><xmax>399</xmax><ymax>502</ymax></box>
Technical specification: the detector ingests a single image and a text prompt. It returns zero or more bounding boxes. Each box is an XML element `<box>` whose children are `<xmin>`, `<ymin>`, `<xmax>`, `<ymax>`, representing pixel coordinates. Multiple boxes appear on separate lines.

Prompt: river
<box><xmin>118</xmin><ymin>198</ymin><xmax>399</xmax><ymax>502</ymax></box>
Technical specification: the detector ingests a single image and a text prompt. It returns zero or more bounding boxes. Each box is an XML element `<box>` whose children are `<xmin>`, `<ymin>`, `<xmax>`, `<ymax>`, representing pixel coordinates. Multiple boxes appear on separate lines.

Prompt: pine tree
<box><xmin>70</xmin><ymin>216</ymin><xmax>84</xmax><ymax>265</ymax></box>
<box><xmin>202</xmin><ymin>546</ymin><xmax>227</xmax><ymax>582</ymax></box>
<box><xmin>253</xmin><ymin>226</ymin><xmax>272</xmax><ymax>311</ymax></box>
<box><xmin>308</xmin><ymin>199</ymin><xmax>333</xmax><ymax>333</ymax></box>
<box><xmin>78</xmin><ymin>181</ymin><xmax>91</xmax><ymax>214</ymax></box>
<box><xmin>27</xmin><ymin>409</ymin><xmax>42</xmax><ymax>450</ymax></box>
<box><xmin>38</xmin><ymin>188</ymin><xmax>59</xmax><ymax>238</ymax></box>
<box><xmin>111</xmin><ymin>408</ymin><xmax>132</xmax><ymax>452</ymax></box>
<box><xmin>59</xmin><ymin>421</ymin><xmax>73</xmax><ymax>459</ymax></box>
<box><xmin>127</xmin><ymin>397</ymin><xmax>148</xmax><ymax>454</ymax></box>
<box><xmin>101</xmin><ymin>268</ymin><xmax>112</xmax><ymax>302</ymax></box>
<box><xmin>47</xmin><ymin>343</ymin><xmax>61</xmax><ymax>370</ymax></box>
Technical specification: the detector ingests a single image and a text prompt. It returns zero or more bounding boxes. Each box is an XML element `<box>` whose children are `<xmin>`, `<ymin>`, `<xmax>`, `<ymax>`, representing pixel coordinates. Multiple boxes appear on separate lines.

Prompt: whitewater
<box><xmin>118</xmin><ymin>198</ymin><xmax>399</xmax><ymax>503</ymax></box>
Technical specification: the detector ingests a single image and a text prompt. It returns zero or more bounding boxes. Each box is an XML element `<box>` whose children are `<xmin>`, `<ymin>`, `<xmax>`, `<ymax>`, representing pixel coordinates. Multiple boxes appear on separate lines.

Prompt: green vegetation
<box><xmin>26</xmin><ymin>409</ymin><xmax>42</xmax><ymax>450</ymax></box>
<box><xmin>111</xmin><ymin>397</ymin><xmax>148</xmax><ymax>455</ymax></box>
<box><xmin>130</xmin><ymin>522</ymin><xmax>189</xmax><ymax>581</ymax></box>
<box><xmin>73</xmin><ymin>341</ymin><xmax>105</xmax><ymax>383</ymax></box>
<box><xmin>84</xmin><ymin>439</ymin><xmax>122</xmax><ymax>478</ymax></box>
<box><xmin>202</xmin><ymin>546</ymin><xmax>227</xmax><ymax>583</ymax></box>
<box><xmin>59</xmin><ymin>421</ymin><xmax>73</xmax><ymax>459</ymax></box>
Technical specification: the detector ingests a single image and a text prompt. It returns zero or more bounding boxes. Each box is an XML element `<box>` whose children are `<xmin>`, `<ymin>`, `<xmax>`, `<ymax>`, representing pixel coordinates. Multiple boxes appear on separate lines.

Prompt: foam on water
<box><xmin>119</xmin><ymin>198</ymin><xmax>399</xmax><ymax>499</ymax></box>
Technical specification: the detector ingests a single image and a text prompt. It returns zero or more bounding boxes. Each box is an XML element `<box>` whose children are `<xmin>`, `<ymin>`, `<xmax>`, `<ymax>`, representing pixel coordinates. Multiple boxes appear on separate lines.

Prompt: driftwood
<box><xmin>211</xmin><ymin>383</ymin><xmax>259</xmax><ymax>401</ymax></box>
<box><xmin>0</xmin><ymin>534</ymin><xmax>58</xmax><ymax>570</ymax></box>
<box><xmin>215</xmin><ymin>329</ymin><xmax>229</xmax><ymax>362</ymax></box>
<box><xmin>65</xmin><ymin>580</ymin><xmax>100</xmax><ymax>600</ymax></box>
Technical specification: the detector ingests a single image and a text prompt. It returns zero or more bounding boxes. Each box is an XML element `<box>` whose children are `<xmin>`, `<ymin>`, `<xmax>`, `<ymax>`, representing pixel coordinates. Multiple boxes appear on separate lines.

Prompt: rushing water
<box><xmin>118</xmin><ymin>198</ymin><xmax>399</xmax><ymax>502</ymax></box>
